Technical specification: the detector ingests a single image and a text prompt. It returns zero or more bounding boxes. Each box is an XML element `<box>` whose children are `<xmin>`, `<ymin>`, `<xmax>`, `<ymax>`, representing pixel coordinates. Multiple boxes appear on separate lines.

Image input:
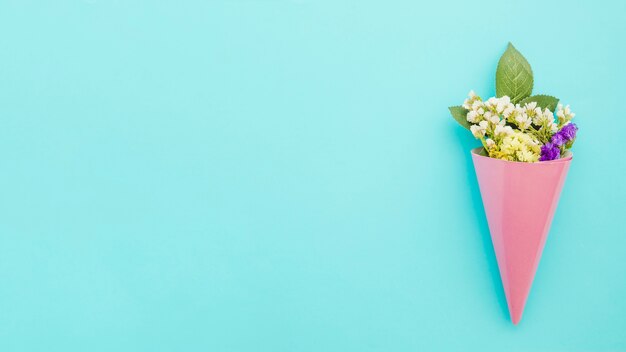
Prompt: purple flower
<box><xmin>547</xmin><ymin>122</ymin><xmax>578</xmax><ymax>154</ymax></box>
<box><xmin>540</xmin><ymin>142</ymin><xmax>561</xmax><ymax>161</ymax></box>
<box><xmin>559</xmin><ymin>123</ymin><xmax>578</xmax><ymax>141</ymax></box>
<box><xmin>551</xmin><ymin>133</ymin><xmax>566</xmax><ymax>147</ymax></box>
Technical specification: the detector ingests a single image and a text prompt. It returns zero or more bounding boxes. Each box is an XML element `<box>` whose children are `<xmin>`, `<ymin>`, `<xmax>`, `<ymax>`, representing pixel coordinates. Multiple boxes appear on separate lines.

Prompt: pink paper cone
<box><xmin>471</xmin><ymin>148</ymin><xmax>572</xmax><ymax>325</ymax></box>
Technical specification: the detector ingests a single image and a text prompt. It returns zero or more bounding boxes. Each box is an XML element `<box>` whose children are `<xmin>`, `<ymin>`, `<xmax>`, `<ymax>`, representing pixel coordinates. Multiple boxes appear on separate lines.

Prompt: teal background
<box><xmin>1</xmin><ymin>0</ymin><xmax>625</xmax><ymax>351</ymax></box>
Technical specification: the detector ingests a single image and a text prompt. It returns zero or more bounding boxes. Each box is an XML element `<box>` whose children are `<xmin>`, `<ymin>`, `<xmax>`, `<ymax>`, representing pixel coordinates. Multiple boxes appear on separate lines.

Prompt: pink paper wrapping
<box><xmin>471</xmin><ymin>148</ymin><xmax>572</xmax><ymax>324</ymax></box>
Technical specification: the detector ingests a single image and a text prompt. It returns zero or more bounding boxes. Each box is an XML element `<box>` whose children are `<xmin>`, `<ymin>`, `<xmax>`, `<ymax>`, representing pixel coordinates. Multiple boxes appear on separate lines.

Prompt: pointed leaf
<box><xmin>496</xmin><ymin>43</ymin><xmax>533</xmax><ymax>103</ymax></box>
<box><xmin>449</xmin><ymin>106</ymin><xmax>471</xmax><ymax>130</ymax></box>
<box><xmin>519</xmin><ymin>95</ymin><xmax>559</xmax><ymax>111</ymax></box>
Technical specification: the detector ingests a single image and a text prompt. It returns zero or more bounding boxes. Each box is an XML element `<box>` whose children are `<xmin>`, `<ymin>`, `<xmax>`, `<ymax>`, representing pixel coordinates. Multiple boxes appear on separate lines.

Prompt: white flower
<box><xmin>556</xmin><ymin>109</ymin><xmax>564</xmax><ymax>119</ymax></box>
<box><xmin>486</xmin><ymin>138</ymin><xmax>495</xmax><ymax>148</ymax></box>
<box><xmin>485</xmin><ymin>97</ymin><xmax>498</xmax><ymax>109</ymax></box>
<box><xmin>484</xmin><ymin>111</ymin><xmax>500</xmax><ymax>124</ymax></box>
<box><xmin>550</xmin><ymin>122</ymin><xmax>559</xmax><ymax>132</ymax></box>
<box><xmin>556</xmin><ymin>104</ymin><xmax>575</xmax><ymax>124</ymax></box>
<box><xmin>467</xmin><ymin>110</ymin><xmax>479</xmax><ymax>123</ymax></box>
<box><xmin>470</xmin><ymin>121</ymin><xmax>488</xmax><ymax>138</ymax></box>
<box><xmin>469</xmin><ymin>125</ymin><xmax>480</xmax><ymax>137</ymax></box>
<box><xmin>470</xmin><ymin>125</ymin><xmax>482</xmax><ymax>138</ymax></box>
<box><xmin>496</xmin><ymin>96</ymin><xmax>511</xmax><ymax>114</ymax></box>
<box><xmin>503</xmin><ymin>105</ymin><xmax>515</xmax><ymax>118</ymax></box>
<box><xmin>543</xmin><ymin>108</ymin><xmax>554</xmax><ymax>121</ymax></box>
<box><xmin>515</xmin><ymin>113</ymin><xmax>532</xmax><ymax>130</ymax></box>
<box><xmin>494</xmin><ymin>124</ymin><xmax>513</xmax><ymax>137</ymax></box>
<box><xmin>533</xmin><ymin>108</ymin><xmax>554</xmax><ymax>126</ymax></box>
<box><xmin>463</xmin><ymin>90</ymin><xmax>480</xmax><ymax>110</ymax></box>
<box><xmin>525</xmin><ymin>102</ymin><xmax>537</xmax><ymax>111</ymax></box>
<box><xmin>472</xmin><ymin>100</ymin><xmax>484</xmax><ymax>110</ymax></box>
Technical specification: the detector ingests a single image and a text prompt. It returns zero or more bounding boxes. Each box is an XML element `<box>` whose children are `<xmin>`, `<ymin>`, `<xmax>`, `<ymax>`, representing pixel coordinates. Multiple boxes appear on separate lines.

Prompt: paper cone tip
<box><xmin>511</xmin><ymin>312</ymin><xmax>522</xmax><ymax>325</ymax></box>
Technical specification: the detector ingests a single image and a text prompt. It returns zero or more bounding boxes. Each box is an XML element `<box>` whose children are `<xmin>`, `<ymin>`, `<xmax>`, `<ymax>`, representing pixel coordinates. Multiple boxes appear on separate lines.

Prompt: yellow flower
<box><xmin>492</xmin><ymin>131</ymin><xmax>540</xmax><ymax>162</ymax></box>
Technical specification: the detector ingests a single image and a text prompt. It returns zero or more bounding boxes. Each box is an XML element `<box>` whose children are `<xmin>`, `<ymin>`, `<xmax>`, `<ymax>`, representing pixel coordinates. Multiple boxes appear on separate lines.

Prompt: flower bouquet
<box><xmin>449</xmin><ymin>43</ymin><xmax>578</xmax><ymax>324</ymax></box>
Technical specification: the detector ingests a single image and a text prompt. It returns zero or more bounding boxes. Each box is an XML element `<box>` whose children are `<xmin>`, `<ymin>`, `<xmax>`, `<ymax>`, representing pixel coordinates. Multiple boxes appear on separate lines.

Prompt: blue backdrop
<box><xmin>1</xmin><ymin>1</ymin><xmax>625</xmax><ymax>351</ymax></box>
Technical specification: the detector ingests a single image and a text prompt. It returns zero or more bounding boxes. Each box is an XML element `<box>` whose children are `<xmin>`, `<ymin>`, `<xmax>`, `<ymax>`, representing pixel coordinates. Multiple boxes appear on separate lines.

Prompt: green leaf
<box><xmin>519</xmin><ymin>95</ymin><xmax>559</xmax><ymax>111</ymax></box>
<box><xmin>495</xmin><ymin>43</ymin><xmax>533</xmax><ymax>103</ymax></box>
<box><xmin>448</xmin><ymin>106</ymin><xmax>471</xmax><ymax>130</ymax></box>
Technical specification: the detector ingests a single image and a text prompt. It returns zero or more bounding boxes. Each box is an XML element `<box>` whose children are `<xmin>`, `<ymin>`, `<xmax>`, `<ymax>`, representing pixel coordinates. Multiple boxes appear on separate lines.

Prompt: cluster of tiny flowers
<box><xmin>498</xmin><ymin>131</ymin><xmax>541</xmax><ymax>162</ymax></box>
<box><xmin>540</xmin><ymin>120</ymin><xmax>578</xmax><ymax>161</ymax></box>
<box><xmin>462</xmin><ymin>91</ymin><xmax>577</xmax><ymax>162</ymax></box>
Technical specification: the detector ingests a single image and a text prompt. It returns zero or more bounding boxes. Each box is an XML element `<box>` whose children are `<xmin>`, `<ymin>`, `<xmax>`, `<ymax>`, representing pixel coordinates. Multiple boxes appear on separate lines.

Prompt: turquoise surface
<box><xmin>1</xmin><ymin>1</ymin><xmax>625</xmax><ymax>351</ymax></box>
